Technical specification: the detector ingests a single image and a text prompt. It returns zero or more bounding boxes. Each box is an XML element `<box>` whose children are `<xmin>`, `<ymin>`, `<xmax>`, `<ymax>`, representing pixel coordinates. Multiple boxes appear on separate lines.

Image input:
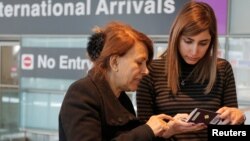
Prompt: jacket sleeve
<box><xmin>59</xmin><ymin>79</ymin><xmax>103</xmax><ymax>141</ymax></box>
<box><xmin>112</xmin><ymin>124</ymin><xmax>155</xmax><ymax>141</ymax></box>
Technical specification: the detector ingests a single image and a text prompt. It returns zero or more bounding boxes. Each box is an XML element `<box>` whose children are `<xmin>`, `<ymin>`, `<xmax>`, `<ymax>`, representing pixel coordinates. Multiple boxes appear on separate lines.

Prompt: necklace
<box><xmin>181</xmin><ymin>80</ymin><xmax>185</xmax><ymax>86</ymax></box>
<box><xmin>180</xmin><ymin>70</ymin><xmax>194</xmax><ymax>86</ymax></box>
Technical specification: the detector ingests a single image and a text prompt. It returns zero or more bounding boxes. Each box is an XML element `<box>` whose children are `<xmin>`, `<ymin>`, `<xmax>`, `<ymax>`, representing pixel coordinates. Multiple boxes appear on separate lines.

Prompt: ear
<box><xmin>109</xmin><ymin>55</ymin><xmax>119</xmax><ymax>72</ymax></box>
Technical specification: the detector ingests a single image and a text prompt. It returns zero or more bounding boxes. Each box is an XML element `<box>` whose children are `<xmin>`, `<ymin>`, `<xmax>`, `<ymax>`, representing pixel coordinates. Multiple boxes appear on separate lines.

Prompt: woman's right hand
<box><xmin>146</xmin><ymin>114</ymin><xmax>173</xmax><ymax>137</ymax></box>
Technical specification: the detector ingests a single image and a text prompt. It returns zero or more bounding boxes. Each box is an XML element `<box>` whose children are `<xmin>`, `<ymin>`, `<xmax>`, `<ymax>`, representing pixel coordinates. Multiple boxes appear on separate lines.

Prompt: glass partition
<box><xmin>0</xmin><ymin>42</ymin><xmax>20</xmax><ymax>139</ymax></box>
<box><xmin>20</xmin><ymin>36</ymin><xmax>88</xmax><ymax>132</ymax></box>
<box><xmin>228</xmin><ymin>37</ymin><xmax>250</xmax><ymax>124</ymax></box>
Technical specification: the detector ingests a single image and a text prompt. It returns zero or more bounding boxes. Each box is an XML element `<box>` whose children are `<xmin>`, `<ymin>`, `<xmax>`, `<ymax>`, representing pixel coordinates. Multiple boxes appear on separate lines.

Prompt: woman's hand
<box><xmin>146</xmin><ymin>114</ymin><xmax>173</xmax><ymax>137</ymax></box>
<box><xmin>216</xmin><ymin>106</ymin><xmax>246</xmax><ymax>125</ymax></box>
<box><xmin>161</xmin><ymin>113</ymin><xmax>207</xmax><ymax>138</ymax></box>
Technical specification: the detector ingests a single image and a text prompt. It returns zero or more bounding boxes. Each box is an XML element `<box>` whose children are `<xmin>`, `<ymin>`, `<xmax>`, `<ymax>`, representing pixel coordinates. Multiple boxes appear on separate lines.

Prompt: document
<box><xmin>186</xmin><ymin>108</ymin><xmax>225</xmax><ymax>125</ymax></box>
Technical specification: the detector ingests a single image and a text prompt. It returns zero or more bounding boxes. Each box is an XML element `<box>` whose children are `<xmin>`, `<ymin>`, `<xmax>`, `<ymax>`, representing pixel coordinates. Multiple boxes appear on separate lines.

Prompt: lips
<box><xmin>133</xmin><ymin>78</ymin><xmax>142</xmax><ymax>85</ymax></box>
<box><xmin>134</xmin><ymin>79</ymin><xmax>141</xmax><ymax>83</ymax></box>
<box><xmin>187</xmin><ymin>57</ymin><xmax>198</xmax><ymax>62</ymax></box>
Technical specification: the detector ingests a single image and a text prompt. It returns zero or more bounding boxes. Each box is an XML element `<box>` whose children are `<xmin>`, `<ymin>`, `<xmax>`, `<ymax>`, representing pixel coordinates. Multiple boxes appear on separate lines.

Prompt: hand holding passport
<box><xmin>186</xmin><ymin>108</ymin><xmax>226</xmax><ymax>125</ymax></box>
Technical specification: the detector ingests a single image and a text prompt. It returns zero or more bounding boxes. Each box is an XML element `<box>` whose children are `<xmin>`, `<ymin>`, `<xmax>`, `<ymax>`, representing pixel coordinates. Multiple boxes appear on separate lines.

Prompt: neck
<box><xmin>106</xmin><ymin>72</ymin><xmax>121</xmax><ymax>98</ymax></box>
<box><xmin>180</xmin><ymin>58</ymin><xmax>195</xmax><ymax>86</ymax></box>
<box><xmin>180</xmin><ymin>57</ymin><xmax>196</xmax><ymax>69</ymax></box>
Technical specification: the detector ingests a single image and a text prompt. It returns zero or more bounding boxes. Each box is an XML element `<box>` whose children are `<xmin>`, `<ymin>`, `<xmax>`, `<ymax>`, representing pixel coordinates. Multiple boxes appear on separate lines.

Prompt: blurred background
<box><xmin>1</xmin><ymin>0</ymin><xmax>250</xmax><ymax>140</ymax></box>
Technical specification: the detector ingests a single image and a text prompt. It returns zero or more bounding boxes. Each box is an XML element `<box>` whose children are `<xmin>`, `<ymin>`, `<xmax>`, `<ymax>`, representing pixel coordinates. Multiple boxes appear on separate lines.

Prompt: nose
<box><xmin>190</xmin><ymin>44</ymin><xmax>198</xmax><ymax>56</ymax></box>
<box><xmin>142</xmin><ymin>65</ymin><xmax>149</xmax><ymax>75</ymax></box>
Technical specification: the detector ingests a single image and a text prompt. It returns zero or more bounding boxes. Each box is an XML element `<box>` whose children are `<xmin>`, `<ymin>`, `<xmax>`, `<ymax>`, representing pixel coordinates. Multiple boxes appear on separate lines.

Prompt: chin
<box><xmin>129</xmin><ymin>86</ymin><xmax>138</xmax><ymax>92</ymax></box>
<box><xmin>129</xmin><ymin>89</ymin><xmax>137</xmax><ymax>92</ymax></box>
<box><xmin>186</xmin><ymin>60</ymin><xmax>198</xmax><ymax>65</ymax></box>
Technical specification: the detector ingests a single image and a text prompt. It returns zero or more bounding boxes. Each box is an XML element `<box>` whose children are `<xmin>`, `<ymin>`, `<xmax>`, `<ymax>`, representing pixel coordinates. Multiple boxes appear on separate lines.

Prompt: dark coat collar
<box><xmin>87</xmin><ymin>69</ymin><xmax>137</xmax><ymax>125</ymax></box>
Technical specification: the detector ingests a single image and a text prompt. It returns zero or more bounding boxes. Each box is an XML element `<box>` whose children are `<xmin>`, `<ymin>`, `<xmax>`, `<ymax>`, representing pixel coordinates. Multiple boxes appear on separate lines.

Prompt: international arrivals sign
<box><xmin>21</xmin><ymin>47</ymin><xmax>92</xmax><ymax>79</ymax></box>
<box><xmin>0</xmin><ymin>0</ymin><xmax>188</xmax><ymax>35</ymax></box>
<box><xmin>0</xmin><ymin>0</ymin><xmax>176</xmax><ymax>17</ymax></box>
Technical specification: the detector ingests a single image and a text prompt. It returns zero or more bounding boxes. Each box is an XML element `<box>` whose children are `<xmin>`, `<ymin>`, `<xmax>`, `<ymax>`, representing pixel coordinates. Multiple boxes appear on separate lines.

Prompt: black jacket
<box><xmin>59</xmin><ymin>70</ymin><xmax>155</xmax><ymax>141</ymax></box>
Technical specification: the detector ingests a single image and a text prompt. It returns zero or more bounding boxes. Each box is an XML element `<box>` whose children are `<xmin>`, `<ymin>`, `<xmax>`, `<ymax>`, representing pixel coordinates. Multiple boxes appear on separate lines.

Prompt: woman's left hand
<box><xmin>216</xmin><ymin>106</ymin><xmax>246</xmax><ymax>125</ymax></box>
<box><xmin>161</xmin><ymin>114</ymin><xmax>207</xmax><ymax>138</ymax></box>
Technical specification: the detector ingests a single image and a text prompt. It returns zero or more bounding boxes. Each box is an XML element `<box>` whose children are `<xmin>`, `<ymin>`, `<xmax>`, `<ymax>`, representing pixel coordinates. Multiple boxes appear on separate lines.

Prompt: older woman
<box><xmin>59</xmin><ymin>22</ymin><xmax>199</xmax><ymax>141</ymax></box>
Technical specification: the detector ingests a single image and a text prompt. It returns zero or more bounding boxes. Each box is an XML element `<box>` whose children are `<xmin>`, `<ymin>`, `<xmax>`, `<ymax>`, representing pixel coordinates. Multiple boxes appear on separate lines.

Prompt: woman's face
<box><xmin>178</xmin><ymin>30</ymin><xmax>211</xmax><ymax>65</ymax></box>
<box><xmin>114</xmin><ymin>42</ymin><xmax>149</xmax><ymax>92</ymax></box>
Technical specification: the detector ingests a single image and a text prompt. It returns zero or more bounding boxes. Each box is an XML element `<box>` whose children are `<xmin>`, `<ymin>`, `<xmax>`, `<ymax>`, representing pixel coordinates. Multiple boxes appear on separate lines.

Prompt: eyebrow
<box><xmin>137</xmin><ymin>56</ymin><xmax>147</xmax><ymax>60</ymax></box>
<box><xmin>184</xmin><ymin>37</ymin><xmax>211</xmax><ymax>42</ymax></box>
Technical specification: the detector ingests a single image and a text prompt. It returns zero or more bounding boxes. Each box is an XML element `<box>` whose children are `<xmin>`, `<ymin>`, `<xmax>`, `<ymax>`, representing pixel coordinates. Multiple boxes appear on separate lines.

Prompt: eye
<box><xmin>199</xmin><ymin>41</ymin><xmax>209</xmax><ymax>46</ymax></box>
<box><xmin>136</xmin><ymin>61</ymin><xmax>143</xmax><ymax>65</ymax></box>
<box><xmin>184</xmin><ymin>39</ymin><xmax>192</xmax><ymax>44</ymax></box>
<box><xmin>136</xmin><ymin>59</ymin><xmax>146</xmax><ymax>66</ymax></box>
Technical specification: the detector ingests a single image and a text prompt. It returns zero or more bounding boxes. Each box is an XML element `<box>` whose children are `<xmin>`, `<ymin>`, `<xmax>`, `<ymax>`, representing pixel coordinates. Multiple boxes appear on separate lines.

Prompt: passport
<box><xmin>186</xmin><ymin>108</ymin><xmax>224</xmax><ymax>125</ymax></box>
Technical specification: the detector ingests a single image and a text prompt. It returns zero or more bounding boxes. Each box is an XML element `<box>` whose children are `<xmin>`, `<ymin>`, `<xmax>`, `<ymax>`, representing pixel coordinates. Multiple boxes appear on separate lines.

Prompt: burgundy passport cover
<box><xmin>186</xmin><ymin>108</ymin><xmax>223</xmax><ymax>125</ymax></box>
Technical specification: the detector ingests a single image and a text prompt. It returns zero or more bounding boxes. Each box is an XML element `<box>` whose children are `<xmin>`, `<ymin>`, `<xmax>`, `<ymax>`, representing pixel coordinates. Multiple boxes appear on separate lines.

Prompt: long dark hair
<box><xmin>164</xmin><ymin>1</ymin><xmax>218</xmax><ymax>94</ymax></box>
